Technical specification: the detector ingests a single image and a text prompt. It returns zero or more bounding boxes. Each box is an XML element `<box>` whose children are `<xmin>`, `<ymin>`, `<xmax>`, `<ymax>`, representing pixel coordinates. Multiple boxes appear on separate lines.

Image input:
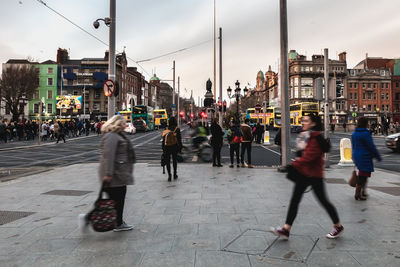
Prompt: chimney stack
<box><xmin>56</xmin><ymin>48</ymin><xmax>69</xmax><ymax>64</ymax></box>
<box><xmin>338</xmin><ymin>52</ymin><xmax>347</xmax><ymax>62</ymax></box>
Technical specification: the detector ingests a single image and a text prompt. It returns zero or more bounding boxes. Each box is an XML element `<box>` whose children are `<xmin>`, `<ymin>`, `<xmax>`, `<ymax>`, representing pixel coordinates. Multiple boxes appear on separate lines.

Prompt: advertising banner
<box><xmin>56</xmin><ymin>95</ymin><xmax>82</xmax><ymax>109</ymax></box>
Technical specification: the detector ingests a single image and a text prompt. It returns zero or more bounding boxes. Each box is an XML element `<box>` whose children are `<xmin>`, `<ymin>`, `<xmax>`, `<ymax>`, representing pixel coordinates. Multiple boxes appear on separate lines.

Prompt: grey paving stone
<box><xmin>172</xmin><ymin>235</ymin><xmax>220</xmax><ymax>251</ymax></box>
<box><xmin>142</xmin><ymin>214</ymin><xmax>180</xmax><ymax>225</ymax></box>
<box><xmin>249</xmin><ymin>255</ymin><xmax>307</xmax><ymax>266</ymax></box>
<box><xmin>155</xmin><ymin>223</ymin><xmax>198</xmax><ymax>237</ymax></box>
<box><xmin>139</xmin><ymin>251</ymin><xmax>195</xmax><ymax>267</ymax></box>
<box><xmin>85</xmin><ymin>252</ymin><xmax>143</xmax><ymax>267</ymax></box>
<box><xmin>31</xmin><ymin>251</ymin><xmax>92</xmax><ymax>267</ymax></box>
<box><xmin>198</xmin><ymin>223</ymin><xmax>241</xmax><ymax>236</ymax></box>
<box><xmin>0</xmin><ymin>254</ymin><xmax>43</xmax><ymax>267</ymax></box>
<box><xmin>180</xmin><ymin>214</ymin><xmax>218</xmax><ymax>224</ymax></box>
<box><xmin>126</xmin><ymin>236</ymin><xmax>174</xmax><ymax>252</ymax></box>
<box><xmin>306</xmin><ymin>251</ymin><xmax>361</xmax><ymax>266</ymax></box>
<box><xmin>223</xmin><ymin>235</ymin><xmax>268</xmax><ymax>254</ymax></box>
<box><xmin>195</xmin><ymin>251</ymin><xmax>251</xmax><ymax>267</ymax></box>
<box><xmin>27</xmin><ymin>238</ymin><xmax>81</xmax><ymax>254</ymax></box>
<box><xmin>349</xmin><ymin>251</ymin><xmax>400</xmax><ymax>266</ymax></box>
<box><xmin>218</xmin><ymin>213</ymin><xmax>258</xmax><ymax>224</ymax></box>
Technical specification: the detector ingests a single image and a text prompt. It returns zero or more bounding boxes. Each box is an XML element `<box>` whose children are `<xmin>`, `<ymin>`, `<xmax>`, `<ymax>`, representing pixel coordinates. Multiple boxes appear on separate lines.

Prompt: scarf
<box><xmin>296</xmin><ymin>130</ymin><xmax>311</xmax><ymax>152</ymax></box>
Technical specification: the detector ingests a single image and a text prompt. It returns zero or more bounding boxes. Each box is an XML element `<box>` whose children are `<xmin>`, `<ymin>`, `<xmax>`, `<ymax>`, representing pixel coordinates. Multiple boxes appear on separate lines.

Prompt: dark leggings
<box><xmin>230</xmin><ymin>143</ymin><xmax>240</xmax><ymax>164</ymax></box>
<box><xmin>212</xmin><ymin>144</ymin><xmax>222</xmax><ymax>165</ymax></box>
<box><xmin>356</xmin><ymin>175</ymin><xmax>368</xmax><ymax>186</ymax></box>
<box><xmin>103</xmin><ymin>186</ymin><xmax>127</xmax><ymax>226</ymax></box>
<box><xmin>286</xmin><ymin>178</ymin><xmax>339</xmax><ymax>226</ymax></box>
<box><xmin>164</xmin><ymin>146</ymin><xmax>178</xmax><ymax>175</ymax></box>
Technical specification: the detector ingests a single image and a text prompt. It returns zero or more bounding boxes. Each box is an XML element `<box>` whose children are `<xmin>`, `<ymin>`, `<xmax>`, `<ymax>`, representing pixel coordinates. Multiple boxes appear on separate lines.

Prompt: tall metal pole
<box><xmin>324</xmin><ymin>48</ymin><xmax>330</xmax><ymax>166</ymax></box>
<box><xmin>280</xmin><ymin>0</ymin><xmax>290</xmax><ymax>167</ymax></box>
<box><xmin>172</xmin><ymin>60</ymin><xmax>176</xmax><ymax>117</ymax></box>
<box><xmin>108</xmin><ymin>0</ymin><xmax>116</xmax><ymax>120</ymax></box>
<box><xmin>213</xmin><ymin>0</ymin><xmax>216</xmax><ymax>102</ymax></box>
<box><xmin>219</xmin><ymin>27</ymin><xmax>223</xmax><ymax>127</ymax></box>
<box><xmin>177</xmin><ymin>76</ymin><xmax>180</xmax><ymax>126</ymax></box>
<box><xmin>83</xmin><ymin>84</ymin><xmax>86</xmax><ymax>119</ymax></box>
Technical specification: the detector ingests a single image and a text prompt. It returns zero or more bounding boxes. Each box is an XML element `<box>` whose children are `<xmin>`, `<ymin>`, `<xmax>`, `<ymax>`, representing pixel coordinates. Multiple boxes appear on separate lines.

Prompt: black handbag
<box><xmin>88</xmin><ymin>183</ymin><xmax>117</xmax><ymax>232</ymax></box>
<box><xmin>161</xmin><ymin>153</ymin><xmax>166</xmax><ymax>166</ymax></box>
<box><xmin>286</xmin><ymin>164</ymin><xmax>306</xmax><ymax>183</ymax></box>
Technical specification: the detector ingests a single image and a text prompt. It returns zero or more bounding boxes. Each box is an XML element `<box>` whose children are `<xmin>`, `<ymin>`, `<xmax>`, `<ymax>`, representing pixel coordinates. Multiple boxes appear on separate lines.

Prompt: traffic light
<box><xmin>179</xmin><ymin>111</ymin><xmax>185</xmax><ymax>117</ymax></box>
<box><xmin>217</xmin><ymin>101</ymin><xmax>222</xmax><ymax>112</ymax></box>
<box><xmin>190</xmin><ymin>113</ymin><xmax>194</xmax><ymax>119</ymax></box>
<box><xmin>223</xmin><ymin>101</ymin><xmax>227</xmax><ymax>112</ymax></box>
<box><xmin>201</xmin><ymin>111</ymin><xmax>207</xmax><ymax>118</ymax></box>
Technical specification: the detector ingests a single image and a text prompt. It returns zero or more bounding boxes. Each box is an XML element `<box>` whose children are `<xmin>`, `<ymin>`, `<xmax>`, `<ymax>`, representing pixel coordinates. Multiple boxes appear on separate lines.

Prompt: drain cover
<box><xmin>42</xmin><ymin>190</ymin><xmax>92</xmax><ymax>196</ymax></box>
<box><xmin>0</xmin><ymin>210</ymin><xmax>35</xmax><ymax>225</ymax></box>
<box><xmin>325</xmin><ymin>178</ymin><xmax>347</xmax><ymax>184</ymax></box>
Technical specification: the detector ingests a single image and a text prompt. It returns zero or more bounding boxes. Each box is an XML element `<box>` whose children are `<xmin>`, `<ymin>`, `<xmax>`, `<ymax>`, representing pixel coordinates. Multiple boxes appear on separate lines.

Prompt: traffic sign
<box><xmin>171</xmin><ymin>104</ymin><xmax>176</xmax><ymax>110</ymax></box>
<box><xmin>352</xmin><ymin>112</ymin><xmax>357</xmax><ymax>117</ymax></box>
<box><xmin>103</xmin><ymin>79</ymin><xmax>115</xmax><ymax>97</ymax></box>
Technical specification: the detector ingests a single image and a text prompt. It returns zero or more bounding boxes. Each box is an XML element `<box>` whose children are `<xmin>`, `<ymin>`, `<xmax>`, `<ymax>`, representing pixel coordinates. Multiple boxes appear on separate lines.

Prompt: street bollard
<box><xmin>263</xmin><ymin>131</ymin><xmax>270</xmax><ymax>145</ymax></box>
<box><xmin>338</xmin><ymin>138</ymin><xmax>355</xmax><ymax>166</ymax></box>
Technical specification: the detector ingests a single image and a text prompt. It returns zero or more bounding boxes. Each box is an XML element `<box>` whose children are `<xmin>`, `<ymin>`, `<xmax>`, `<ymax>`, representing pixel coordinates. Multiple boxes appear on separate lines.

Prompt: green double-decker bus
<box><xmin>132</xmin><ymin>105</ymin><xmax>154</xmax><ymax>131</ymax></box>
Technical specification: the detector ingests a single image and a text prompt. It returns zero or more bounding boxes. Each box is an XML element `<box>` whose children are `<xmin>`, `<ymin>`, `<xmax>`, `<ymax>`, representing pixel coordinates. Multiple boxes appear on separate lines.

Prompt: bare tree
<box><xmin>0</xmin><ymin>65</ymin><xmax>39</xmax><ymax>121</ymax></box>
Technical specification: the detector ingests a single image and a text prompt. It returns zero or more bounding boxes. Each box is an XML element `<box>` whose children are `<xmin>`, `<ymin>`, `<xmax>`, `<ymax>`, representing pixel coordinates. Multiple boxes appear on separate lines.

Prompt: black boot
<box><xmin>174</xmin><ymin>172</ymin><xmax>178</xmax><ymax>180</ymax></box>
<box><xmin>168</xmin><ymin>173</ymin><xmax>172</xmax><ymax>182</ymax></box>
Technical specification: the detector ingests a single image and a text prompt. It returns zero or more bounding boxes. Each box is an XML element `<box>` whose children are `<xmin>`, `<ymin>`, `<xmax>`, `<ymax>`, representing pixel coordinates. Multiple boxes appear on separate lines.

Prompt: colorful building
<box><xmin>29</xmin><ymin>60</ymin><xmax>58</xmax><ymax>120</ymax></box>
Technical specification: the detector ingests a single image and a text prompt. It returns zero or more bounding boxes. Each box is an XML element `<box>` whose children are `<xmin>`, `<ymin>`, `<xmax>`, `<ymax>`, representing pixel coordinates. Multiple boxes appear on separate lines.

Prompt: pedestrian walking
<box><xmin>270</xmin><ymin>114</ymin><xmax>344</xmax><ymax>240</ymax></box>
<box><xmin>0</xmin><ymin>119</ymin><xmax>7</xmax><ymax>144</ymax></box>
<box><xmin>255</xmin><ymin>122</ymin><xmax>263</xmax><ymax>144</ymax></box>
<box><xmin>351</xmin><ymin>117</ymin><xmax>382</xmax><ymax>200</ymax></box>
<box><xmin>79</xmin><ymin>115</ymin><xmax>136</xmax><ymax>232</ymax></box>
<box><xmin>161</xmin><ymin>117</ymin><xmax>182</xmax><ymax>181</ymax></box>
<box><xmin>210</xmin><ymin>118</ymin><xmax>223</xmax><ymax>167</ymax></box>
<box><xmin>227</xmin><ymin>120</ymin><xmax>241</xmax><ymax>168</ymax></box>
<box><xmin>85</xmin><ymin>120</ymin><xmax>91</xmax><ymax>136</ymax></box>
<box><xmin>342</xmin><ymin>122</ymin><xmax>347</xmax><ymax>132</ymax></box>
<box><xmin>330</xmin><ymin>123</ymin><xmax>335</xmax><ymax>134</ymax></box>
<box><xmin>240</xmin><ymin>118</ymin><xmax>254</xmax><ymax>168</ymax></box>
<box><xmin>56</xmin><ymin>122</ymin><xmax>66</xmax><ymax>143</ymax></box>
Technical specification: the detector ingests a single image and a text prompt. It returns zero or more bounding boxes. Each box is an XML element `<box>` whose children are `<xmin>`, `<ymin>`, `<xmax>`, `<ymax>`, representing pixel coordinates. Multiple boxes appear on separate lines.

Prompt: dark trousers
<box><xmin>164</xmin><ymin>146</ymin><xmax>178</xmax><ymax>175</ymax></box>
<box><xmin>230</xmin><ymin>143</ymin><xmax>240</xmax><ymax>164</ymax></box>
<box><xmin>56</xmin><ymin>134</ymin><xmax>65</xmax><ymax>143</ymax></box>
<box><xmin>212</xmin><ymin>143</ymin><xmax>222</xmax><ymax>165</ymax></box>
<box><xmin>356</xmin><ymin>175</ymin><xmax>368</xmax><ymax>186</ymax></box>
<box><xmin>285</xmin><ymin>178</ymin><xmax>339</xmax><ymax>226</ymax></box>
<box><xmin>103</xmin><ymin>186</ymin><xmax>127</xmax><ymax>226</ymax></box>
<box><xmin>241</xmin><ymin>142</ymin><xmax>252</xmax><ymax>164</ymax></box>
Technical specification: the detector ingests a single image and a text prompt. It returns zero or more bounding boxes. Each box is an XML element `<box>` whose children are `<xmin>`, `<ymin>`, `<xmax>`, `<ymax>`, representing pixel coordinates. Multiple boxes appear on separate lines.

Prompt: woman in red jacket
<box><xmin>271</xmin><ymin>114</ymin><xmax>344</xmax><ymax>240</ymax></box>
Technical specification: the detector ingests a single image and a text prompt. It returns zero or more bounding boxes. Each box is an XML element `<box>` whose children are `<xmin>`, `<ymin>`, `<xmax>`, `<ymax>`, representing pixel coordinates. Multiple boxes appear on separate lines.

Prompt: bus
<box><xmin>246</xmin><ymin>107</ymin><xmax>281</xmax><ymax>129</ymax></box>
<box><xmin>132</xmin><ymin>105</ymin><xmax>154</xmax><ymax>131</ymax></box>
<box><xmin>118</xmin><ymin>110</ymin><xmax>132</xmax><ymax>123</ymax></box>
<box><xmin>290</xmin><ymin>102</ymin><xmax>319</xmax><ymax>132</ymax></box>
<box><xmin>153</xmin><ymin>109</ymin><xmax>168</xmax><ymax>129</ymax></box>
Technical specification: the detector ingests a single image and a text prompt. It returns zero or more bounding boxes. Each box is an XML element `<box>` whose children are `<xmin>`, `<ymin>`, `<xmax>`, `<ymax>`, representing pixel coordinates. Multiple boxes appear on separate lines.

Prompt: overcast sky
<box><xmin>2</xmin><ymin>0</ymin><xmax>400</xmax><ymax>102</ymax></box>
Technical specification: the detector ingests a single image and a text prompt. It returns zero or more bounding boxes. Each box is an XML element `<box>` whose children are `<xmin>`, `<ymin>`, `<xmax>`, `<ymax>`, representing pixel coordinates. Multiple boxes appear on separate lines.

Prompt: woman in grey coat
<box><xmin>80</xmin><ymin>115</ymin><xmax>136</xmax><ymax>232</ymax></box>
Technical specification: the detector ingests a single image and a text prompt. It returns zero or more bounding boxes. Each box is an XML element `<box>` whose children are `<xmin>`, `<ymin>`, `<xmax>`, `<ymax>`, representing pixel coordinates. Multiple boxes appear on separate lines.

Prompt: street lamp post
<box><xmin>93</xmin><ymin>0</ymin><xmax>115</xmax><ymax>120</ymax></box>
<box><xmin>227</xmin><ymin>80</ymin><xmax>248</xmax><ymax>123</ymax></box>
<box><xmin>376</xmin><ymin>107</ymin><xmax>380</xmax><ymax>135</ymax></box>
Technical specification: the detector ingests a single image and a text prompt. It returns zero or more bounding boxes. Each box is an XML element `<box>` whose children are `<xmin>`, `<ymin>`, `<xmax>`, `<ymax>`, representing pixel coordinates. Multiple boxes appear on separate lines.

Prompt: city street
<box><xmin>1</xmin><ymin>127</ymin><xmax>399</xmax><ymax>183</ymax></box>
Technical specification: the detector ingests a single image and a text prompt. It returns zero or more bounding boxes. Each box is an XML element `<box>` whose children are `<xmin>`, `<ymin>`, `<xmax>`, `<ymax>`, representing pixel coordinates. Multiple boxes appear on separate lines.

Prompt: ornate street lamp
<box><xmin>227</xmin><ymin>80</ymin><xmax>247</xmax><ymax>123</ymax></box>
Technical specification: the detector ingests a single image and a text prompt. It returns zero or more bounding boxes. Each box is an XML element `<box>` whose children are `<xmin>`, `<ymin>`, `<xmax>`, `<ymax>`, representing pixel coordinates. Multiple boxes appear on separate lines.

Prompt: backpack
<box><xmin>315</xmin><ymin>134</ymin><xmax>331</xmax><ymax>153</ymax></box>
<box><xmin>164</xmin><ymin>128</ymin><xmax>178</xmax><ymax>146</ymax></box>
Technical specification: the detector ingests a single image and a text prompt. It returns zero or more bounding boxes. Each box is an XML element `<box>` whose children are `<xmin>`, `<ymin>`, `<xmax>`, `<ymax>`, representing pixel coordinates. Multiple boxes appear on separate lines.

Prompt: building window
<box><xmin>48</xmin><ymin>68</ymin><xmax>53</xmax><ymax>74</ymax></box>
<box><xmin>367</xmin><ymin>92</ymin><xmax>371</xmax><ymax>100</ymax></box>
<box><xmin>386</xmin><ymin>83</ymin><xmax>389</xmax><ymax>88</ymax></box>
<box><xmin>349</xmin><ymin>83</ymin><xmax>352</xmax><ymax>89</ymax></box>
<box><xmin>349</xmin><ymin>93</ymin><xmax>352</xmax><ymax>99</ymax></box>
<box><xmin>33</xmin><ymin>103</ymin><xmax>39</xmax><ymax>114</ymax></box>
<box><xmin>354</xmin><ymin>93</ymin><xmax>358</xmax><ymax>99</ymax></box>
<box><xmin>373</xmin><ymin>93</ymin><xmax>376</xmax><ymax>100</ymax></box>
<box><xmin>47</xmin><ymin>103</ymin><xmax>53</xmax><ymax>114</ymax></box>
<box><xmin>94</xmin><ymin>92</ymin><xmax>101</xmax><ymax>99</ymax></box>
<box><xmin>93</xmin><ymin>102</ymin><xmax>100</xmax><ymax>111</ymax></box>
<box><xmin>396</xmin><ymin>93</ymin><xmax>400</xmax><ymax>100</ymax></box>
<box><xmin>47</xmin><ymin>90</ymin><xmax>53</xmax><ymax>99</ymax></box>
<box><xmin>47</xmin><ymin>78</ymin><xmax>53</xmax><ymax>86</ymax></box>
<box><xmin>354</xmin><ymin>83</ymin><xmax>358</xmax><ymax>88</ymax></box>
<box><xmin>382</xmin><ymin>105</ymin><xmax>385</xmax><ymax>111</ymax></box>
<box><xmin>73</xmin><ymin>91</ymin><xmax>79</xmax><ymax>96</ymax></box>
<box><xmin>363</xmin><ymin>93</ymin><xmax>366</xmax><ymax>99</ymax></box>
<box><xmin>33</xmin><ymin>90</ymin><xmax>39</xmax><ymax>100</ymax></box>
<box><xmin>386</xmin><ymin>93</ymin><xmax>389</xmax><ymax>100</ymax></box>
<box><xmin>368</xmin><ymin>105</ymin><xmax>371</xmax><ymax>111</ymax></box>
<box><xmin>362</xmin><ymin>83</ymin><xmax>366</xmax><ymax>88</ymax></box>
<box><xmin>386</xmin><ymin>105</ymin><xmax>389</xmax><ymax>111</ymax></box>
<box><xmin>373</xmin><ymin>83</ymin><xmax>376</xmax><ymax>88</ymax></box>
<box><xmin>367</xmin><ymin>83</ymin><xmax>371</xmax><ymax>88</ymax></box>
<box><xmin>381</xmin><ymin>93</ymin><xmax>385</xmax><ymax>100</ymax></box>
<box><xmin>396</xmin><ymin>82</ymin><xmax>399</xmax><ymax>88</ymax></box>
<box><xmin>373</xmin><ymin>104</ymin><xmax>376</xmax><ymax>111</ymax></box>
<box><xmin>300</xmin><ymin>78</ymin><xmax>313</xmax><ymax>98</ymax></box>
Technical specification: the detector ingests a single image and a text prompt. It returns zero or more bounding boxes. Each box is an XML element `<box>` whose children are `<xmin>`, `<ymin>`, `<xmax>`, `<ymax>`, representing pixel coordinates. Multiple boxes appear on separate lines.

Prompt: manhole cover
<box><xmin>42</xmin><ymin>190</ymin><xmax>92</xmax><ymax>196</ymax></box>
<box><xmin>0</xmin><ymin>210</ymin><xmax>35</xmax><ymax>225</ymax></box>
<box><xmin>369</xmin><ymin>187</ymin><xmax>400</xmax><ymax>196</ymax></box>
<box><xmin>325</xmin><ymin>178</ymin><xmax>347</xmax><ymax>184</ymax></box>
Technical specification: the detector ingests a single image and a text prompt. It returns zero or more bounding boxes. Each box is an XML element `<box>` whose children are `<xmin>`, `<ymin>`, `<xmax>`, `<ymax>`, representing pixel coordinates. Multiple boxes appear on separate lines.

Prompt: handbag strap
<box><xmin>97</xmin><ymin>181</ymin><xmax>109</xmax><ymax>200</ymax></box>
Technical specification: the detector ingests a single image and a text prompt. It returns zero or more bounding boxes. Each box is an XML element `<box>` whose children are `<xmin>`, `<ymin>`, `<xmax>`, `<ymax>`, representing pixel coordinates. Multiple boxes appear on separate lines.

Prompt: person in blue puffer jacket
<box><xmin>351</xmin><ymin>117</ymin><xmax>382</xmax><ymax>200</ymax></box>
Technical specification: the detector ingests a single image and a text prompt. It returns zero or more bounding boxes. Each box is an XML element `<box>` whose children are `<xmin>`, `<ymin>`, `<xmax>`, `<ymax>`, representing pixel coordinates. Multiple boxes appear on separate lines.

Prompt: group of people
<box><xmin>0</xmin><ymin>118</ymin><xmax>104</xmax><ymax>144</ymax></box>
<box><xmin>78</xmin><ymin>112</ymin><xmax>382</xmax><ymax>240</ymax></box>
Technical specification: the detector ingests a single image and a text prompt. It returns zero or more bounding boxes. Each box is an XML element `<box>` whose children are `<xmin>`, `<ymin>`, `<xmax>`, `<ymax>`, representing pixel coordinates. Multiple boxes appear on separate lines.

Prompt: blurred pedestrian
<box><xmin>79</xmin><ymin>115</ymin><xmax>136</xmax><ymax>232</ymax></box>
<box><xmin>210</xmin><ymin>118</ymin><xmax>223</xmax><ymax>167</ymax></box>
<box><xmin>0</xmin><ymin>119</ymin><xmax>7</xmax><ymax>143</ymax></box>
<box><xmin>342</xmin><ymin>122</ymin><xmax>347</xmax><ymax>132</ymax></box>
<box><xmin>255</xmin><ymin>122</ymin><xmax>263</xmax><ymax>144</ymax></box>
<box><xmin>56</xmin><ymin>122</ymin><xmax>66</xmax><ymax>143</ymax></box>
<box><xmin>162</xmin><ymin>117</ymin><xmax>182</xmax><ymax>181</ymax></box>
<box><xmin>227</xmin><ymin>120</ymin><xmax>241</xmax><ymax>168</ymax></box>
<box><xmin>330</xmin><ymin>123</ymin><xmax>335</xmax><ymax>134</ymax></box>
<box><xmin>351</xmin><ymin>117</ymin><xmax>382</xmax><ymax>200</ymax></box>
<box><xmin>271</xmin><ymin>114</ymin><xmax>344</xmax><ymax>240</ymax></box>
<box><xmin>240</xmin><ymin>118</ymin><xmax>254</xmax><ymax>168</ymax></box>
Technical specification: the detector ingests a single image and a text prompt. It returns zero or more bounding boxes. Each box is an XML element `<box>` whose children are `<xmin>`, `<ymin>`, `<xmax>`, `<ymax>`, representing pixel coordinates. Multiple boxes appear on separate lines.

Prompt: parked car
<box><xmin>133</xmin><ymin>120</ymin><xmax>148</xmax><ymax>132</ymax></box>
<box><xmin>124</xmin><ymin>123</ymin><xmax>136</xmax><ymax>135</ymax></box>
<box><xmin>385</xmin><ymin>133</ymin><xmax>400</xmax><ymax>152</ymax></box>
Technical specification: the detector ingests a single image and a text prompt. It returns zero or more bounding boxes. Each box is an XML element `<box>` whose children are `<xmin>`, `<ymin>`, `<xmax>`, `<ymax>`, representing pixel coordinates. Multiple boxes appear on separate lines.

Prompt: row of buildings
<box><xmin>0</xmin><ymin>48</ymin><xmax>177</xmax><ymax>121</ymax></box>
<box><xmin>253</xmin><ymin>50</ymin><xmax>400</xmax><ymax>124</ymax></box>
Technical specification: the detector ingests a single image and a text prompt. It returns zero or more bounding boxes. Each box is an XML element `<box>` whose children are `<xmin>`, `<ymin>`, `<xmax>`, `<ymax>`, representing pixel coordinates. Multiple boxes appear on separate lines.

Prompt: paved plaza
<box><xmin>0</xmin><ymin>163</ymin><xmax>399</xmax><ymax>266</ymax></box>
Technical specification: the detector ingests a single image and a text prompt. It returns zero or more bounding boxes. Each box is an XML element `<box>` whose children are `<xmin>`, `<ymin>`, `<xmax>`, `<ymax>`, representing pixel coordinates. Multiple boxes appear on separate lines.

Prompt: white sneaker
<box><xmin>113</xmin><ymin>222</ymin><xmax>134</xmax><ymax>232</ymax></box>
<box><xmin>78</xmin><ymin>213</ymin><xmax>89</xmax><ymax>233</ymax></box>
